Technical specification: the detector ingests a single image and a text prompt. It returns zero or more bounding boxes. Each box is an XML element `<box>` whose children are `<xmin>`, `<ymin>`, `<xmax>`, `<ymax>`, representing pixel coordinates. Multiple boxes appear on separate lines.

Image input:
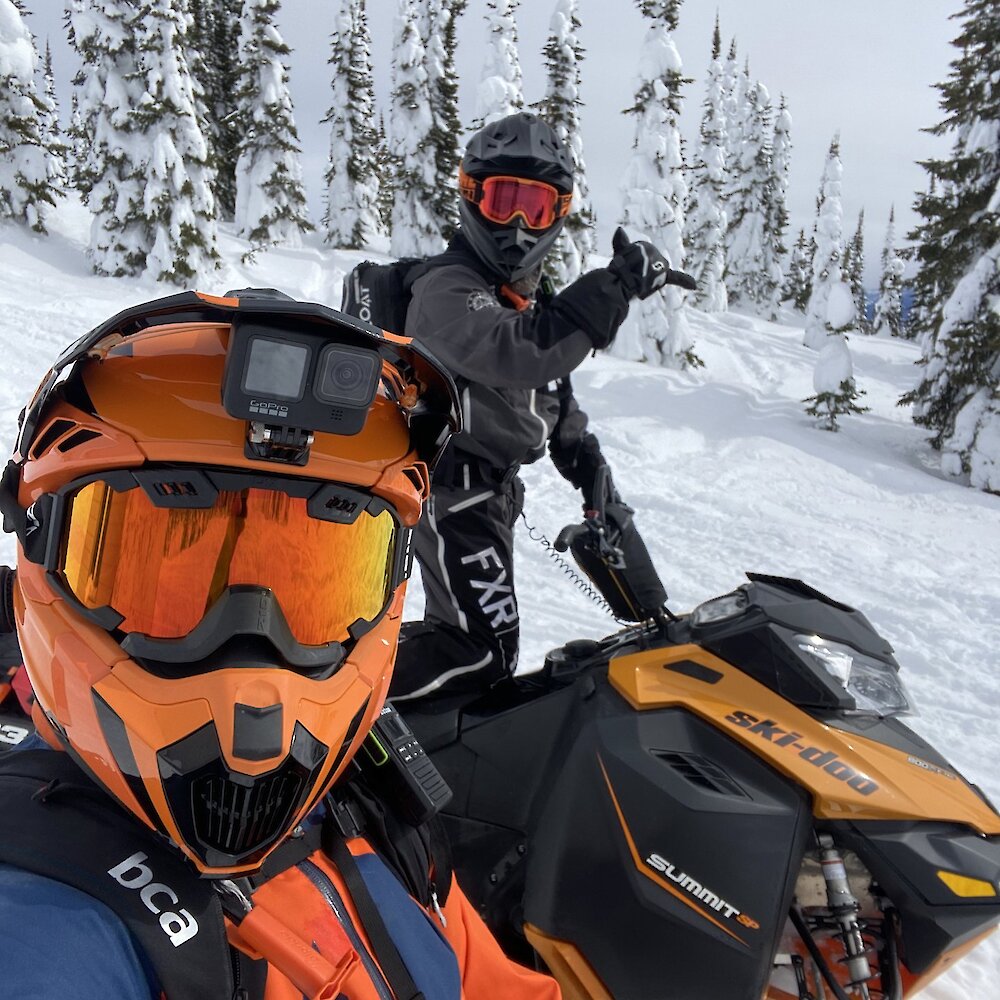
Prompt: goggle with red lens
<box><xmin>32</xmin><ymin>466</ymin><xmax>411</xmax><ymax>674</ymax></box>
<box><xmin>459</xmin><ymin>167</ymin><xmax>573</xmax><ymax>230</ymax></box>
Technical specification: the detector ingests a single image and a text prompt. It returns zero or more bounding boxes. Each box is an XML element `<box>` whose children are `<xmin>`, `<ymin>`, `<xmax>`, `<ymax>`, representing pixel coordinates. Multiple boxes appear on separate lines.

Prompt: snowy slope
<box><xmin>0</xmin><ymin>208</ymin><xmax>998</xmax><ymax>995</ymax></box>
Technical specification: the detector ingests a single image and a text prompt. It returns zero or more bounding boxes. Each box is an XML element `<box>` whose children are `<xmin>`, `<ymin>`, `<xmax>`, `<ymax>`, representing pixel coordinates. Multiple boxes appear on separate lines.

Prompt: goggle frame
<box><xmin>458</xmin><ymin>167</ymin><xmax>573</xmax><ymax>230</ymax></box>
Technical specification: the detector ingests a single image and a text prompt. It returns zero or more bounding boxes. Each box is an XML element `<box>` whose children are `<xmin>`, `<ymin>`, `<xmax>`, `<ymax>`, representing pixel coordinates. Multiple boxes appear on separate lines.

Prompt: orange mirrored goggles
<box><xmin>48</xmin><ymin>468</ymin><xmax>405</xmax><ymax>653</ymax></box>
<box><xmin>458</xmin><ymin>167</ymin><xmax>572</xmax><ymax>229</ymax></box>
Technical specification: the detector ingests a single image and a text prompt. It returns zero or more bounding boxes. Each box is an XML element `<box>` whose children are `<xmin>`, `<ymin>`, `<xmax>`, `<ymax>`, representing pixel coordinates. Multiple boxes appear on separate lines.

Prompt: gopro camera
<box><xmin>222</xmin><ymin>319</ymin><xmax>381</xmax><ymax>436</ymax></box>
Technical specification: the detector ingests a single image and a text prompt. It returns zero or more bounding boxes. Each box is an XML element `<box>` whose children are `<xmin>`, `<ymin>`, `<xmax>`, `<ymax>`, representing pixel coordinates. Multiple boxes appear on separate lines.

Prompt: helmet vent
<box><xmin>653</xmin><ymin>750</ymin><xmax>749</xmax><ymax>798</ymax></box>
<box><xmin>152</xmin><ymin>480</ymin><xmax>201</xmax><ymax>498</ymax></box>
<box><xmin>30</xmin><ymin>418</ymin><xmax>76</xmax><ymax>458</ymax></box>
<box><xmin>57</xmin><ymin>429</ymin><xmax>102</xmax><ymax>452</ymax></box>
<box><xmin>193</xmin><ymin>770</ymin><xmax>304</xmax><ymax>855</ymax></box>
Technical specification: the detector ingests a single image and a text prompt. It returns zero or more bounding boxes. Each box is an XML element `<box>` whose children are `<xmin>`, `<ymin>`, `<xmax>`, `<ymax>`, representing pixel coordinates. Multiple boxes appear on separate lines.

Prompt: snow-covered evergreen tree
<box><xmin>901</xmin><ymin>0</ymin><xmax>1000</xmax><ymax>492</ymax></box>
<box><xmin>724</xmin><ymin>77</ymin><xmax>774</xmax><ymax>310</ymax></box>
<box><xmin>184</xmin><ymin>0</ymin><xmax>237</xmax><ymax>221</ymax></box>
<box><xmin>804</xmin><ymin>279</ymin><xmax>868</xmax><ymax>430</ymax></box>
<box><xmin>234</xmin><ymin>0</ymin><xmax>312</xmax><ymax>248</ymax></box>
<box><xmin>685</xmin><ymin>16</ymin><xmax>727</xmax><ymax>312</ymax></box>
<box><xmin>804</xmin><ymin>135</ymin><xmax>845</xmax><ymax>350</ymax></box>
<box><xmin>843</xmin><ymin>208</ymin><xmax>868</xmax><ymax>332</ymax></box>
<box><xmin>65</xmin><ymin>0</ymin><xmax>149</xmax><ymax>273</ymax></box>
<box><xmin>67</xmin><ymin>90</ymin><xmax>87</xmax><ymax>192</ymax></box>
<box><xmin>617</xmin><ymin>0</ymin><xmax>698</xmax><ymax>369</ymax></box>
<box><xmin>0</xmin><ymin>0</ymin><xmax>61</xmax><ymax>232</ymax></box>
<box><xmin>39</xmin><ymin>40</ymin><xmax>68</xmax><ymax>192</ymax></box>
<box><xmin>871</xmin><ymin>206</ymin><xmax>904</xmax><ymax>337</ymax></box>
<box><xmin>763</xmin><ymin>94</ymin><xmax>791</xmax><ymax>318</ymax></box>
<box><xmin>389</xmin><ymin>0</ymin><xmax>443</xmax><ymax>256</ymax></box>
<box><xmin>474</xmin><ymin>0</ymin><xmax>523</xmax><ymax>128</ymax></box>
<box><xmin>133</xmin><ymin>0</ymin><xmax>218</xmax><ymax>282</ymax></box>
<box><xmin>720</xmin><ymin>37</ymin><xmax>741</xmax><ymax>174</ymax></box>
<box><xmin>782</xmin><ymin>228</ymin><xmax>811</xmax><ymax>312</ymax></box>
<box><xmin>374</xmin><ymin>114</ymin><xmax>395</xmax><ymax>235</ymax></box>
<box><xmin>538</xmin><ymin>0</ymin><xmax>595</xmax><ymax>286</ymax></box>
<box><xmin>423</xmin><ymin>0</ymin><xmax>465</xmax><ymax>243</ymax></box>
<box><xmin>322</xmin><ymin>0</ymin><xmax>383</xmax><ymax>249</ymax></box>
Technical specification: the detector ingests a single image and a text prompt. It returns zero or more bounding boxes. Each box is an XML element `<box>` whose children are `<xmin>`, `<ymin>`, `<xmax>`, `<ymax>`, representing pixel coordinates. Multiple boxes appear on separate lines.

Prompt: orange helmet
<box><xmin>0</xmin><ymin>290</ymin><xmax>459</xmax><ymax>876</ymax></box>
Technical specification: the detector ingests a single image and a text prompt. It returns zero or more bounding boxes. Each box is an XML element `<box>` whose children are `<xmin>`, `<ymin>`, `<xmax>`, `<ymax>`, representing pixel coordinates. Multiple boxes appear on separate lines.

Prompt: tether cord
<box><xmin>518</xmin><ymin>509</ymin><xmax>622</xmax><ymax>622</ymax></box>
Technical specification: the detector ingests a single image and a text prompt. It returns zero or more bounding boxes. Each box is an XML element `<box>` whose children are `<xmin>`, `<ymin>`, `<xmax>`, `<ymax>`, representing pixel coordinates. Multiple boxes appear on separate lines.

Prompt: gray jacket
<box><xmin>405</xmin><ymin>259</ymin><xmax>617</xmax><ymax>475</ymax></box>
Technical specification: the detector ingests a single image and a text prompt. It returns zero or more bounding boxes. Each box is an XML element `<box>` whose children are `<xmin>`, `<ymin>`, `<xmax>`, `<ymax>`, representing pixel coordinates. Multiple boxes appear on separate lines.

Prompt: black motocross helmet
<box><xmin>458</xmin><ymin>112</ymin><xmax>575</xmax><ymax>282</ymax></box>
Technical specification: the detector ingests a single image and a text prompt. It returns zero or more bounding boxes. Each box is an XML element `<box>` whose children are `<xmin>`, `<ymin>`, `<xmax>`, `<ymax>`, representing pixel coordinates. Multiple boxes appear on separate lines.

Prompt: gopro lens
<box><xmin>315</xmin><ymin>345</ymin><xmax>379</xmax><ymax>406</ymax></box>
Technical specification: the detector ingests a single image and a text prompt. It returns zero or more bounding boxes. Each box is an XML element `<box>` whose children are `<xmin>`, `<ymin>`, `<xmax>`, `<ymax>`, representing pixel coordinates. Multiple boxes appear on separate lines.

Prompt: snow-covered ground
<box><xmin>1</xmin><ymin>207</ymin><xmax>998</xmax><ymax>995</ymax></box>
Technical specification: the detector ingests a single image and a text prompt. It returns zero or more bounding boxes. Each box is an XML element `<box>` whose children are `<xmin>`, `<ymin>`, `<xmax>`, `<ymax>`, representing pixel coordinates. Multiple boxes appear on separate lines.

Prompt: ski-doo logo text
<box><xmin>108</xmin><ymin>852</ymin><xmax>199</xmax><ymax>947</ymax></box>
<box><xmin>725</xmin><ymin>710</ymin><xmax>879</xmax><ymax>796</ymax></box>
<box><xmin>644</xmin><ymin>853</ymin><xmax>759</xmax><ymax>929</ymax></box>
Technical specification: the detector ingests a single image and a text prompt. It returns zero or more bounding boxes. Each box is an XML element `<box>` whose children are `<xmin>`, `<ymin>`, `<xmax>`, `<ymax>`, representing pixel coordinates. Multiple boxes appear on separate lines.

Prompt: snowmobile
<box><xmin>402</xmin><ymin>469</ymin><xmax>1000</xmax><ymax>1000</ymax></box>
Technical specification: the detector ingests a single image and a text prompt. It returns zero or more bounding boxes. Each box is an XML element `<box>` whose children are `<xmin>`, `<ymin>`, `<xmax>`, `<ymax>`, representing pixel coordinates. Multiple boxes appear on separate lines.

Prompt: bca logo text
<box><xmin>108</xmin><ymin>852</ymin><xmax>199</xmax><ymax>947</ymax></box>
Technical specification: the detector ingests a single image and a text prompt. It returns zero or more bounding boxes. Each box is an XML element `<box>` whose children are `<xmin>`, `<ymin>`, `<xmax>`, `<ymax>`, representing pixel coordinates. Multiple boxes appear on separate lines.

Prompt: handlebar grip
<box><xmin>664</xmin><ymin>268</ymin><xmax>697</xmax><ymax>291</ymax></box>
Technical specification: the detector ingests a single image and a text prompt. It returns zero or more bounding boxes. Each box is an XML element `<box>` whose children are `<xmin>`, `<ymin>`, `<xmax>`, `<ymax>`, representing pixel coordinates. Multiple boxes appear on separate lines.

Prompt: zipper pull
<box><xmin>429</xmin><ymin>884</ymin><xmax>447</xmax><ymax>929</ymax></box>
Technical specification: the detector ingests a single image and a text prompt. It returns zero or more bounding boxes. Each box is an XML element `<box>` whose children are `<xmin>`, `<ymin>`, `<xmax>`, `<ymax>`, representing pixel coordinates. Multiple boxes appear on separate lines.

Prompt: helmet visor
<box><xmin>59</xmin><ymin>477</ymin><xmax>398</xmax><ymax>646</ymax></box>
<box><xmin>460</xmin><ymin>169</ymin><xmax>572</xmax><ymax>229</ymax></box>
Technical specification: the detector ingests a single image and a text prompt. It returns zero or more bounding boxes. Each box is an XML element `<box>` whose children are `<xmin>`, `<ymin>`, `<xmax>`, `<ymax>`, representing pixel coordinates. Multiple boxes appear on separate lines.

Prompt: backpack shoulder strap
<box><xmin>328</xmin><ymin>774</ymin><xmax>453</xmax><ymax>910</ymax></box>
<box><xmin>0</xmin><ymin>749</ymin><xmax>241</xmax><ymax>1000</ymax></box>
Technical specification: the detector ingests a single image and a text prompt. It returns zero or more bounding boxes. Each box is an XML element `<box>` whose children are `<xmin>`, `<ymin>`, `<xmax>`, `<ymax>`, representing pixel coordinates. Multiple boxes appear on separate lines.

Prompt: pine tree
<box><xmin>720</xmin><ymin>37</ymin><xmax>741</xmax><ymax>176</ymax></box>
<box><xmin>871</xmin><ymin>206</ymin><xmax>904</xmax><ymax>337</ymax></box>
<box><xmin>234</xmin><ymin>0</ymin><xmax>312</xmax><ymax>248</ymax></box>
<box><xmin>0</xmin><ymin>0</ymin><xmax>61</xmax><ymax>232</ymax></box>
<box><xmin>374</xmin><ymin>114</ymin><xmax>395</xmax><ymax>236</ymax></box>
<box><xmin>133</xmin><ymin>0</ymin><xmax>219</xmax><ymax>282</ymax></box>
<box><xmin>724</xmin><ymin>77</ymin><xmax>774</xmax><ymax>311</ymax></box>
<box><xmin>389</xmin><ymin>0</ymin><xmax>443</xmax><ymax>257</ymax></box>
<box><xmin>842</xmin><ymin>208</ymin><xmax>868</xmax><ymax>332</ymax></box>
<box><xmin>323</xmin><ymin>0</ymin><xmax>383</xmax><ymax>249</ymax></box>
<box><xmin>803</xmin><ymin>279</ymin><xmax>868</xmax><ymax>430</ymax></box>
<box><xmin>67</xmin><ymin>91</ymin><xmax>87</xmax><ymax>193</ymax></box>
<box><xmin>39</xmin><ymin>40</ymin><xmax>69</xmax><ymax>192</ymax></box>
<box><xmin>901</xmin><ymin>0</ymin><xmax>1000</xmax><ymax>492</ymax></box>
<box><xmin>618</xmin><ymin>0</ymin><xmax>698</xmax><ymax>369</ymax></box>
<box><xmin>763</xmin><ymin>94</ymin><xmax>791</xmax><ymax>319</ymax></box>
<box><xmin>205</xmin><ymin>0</ymin><xmax>241</xmax><ymax>220</ymax></box>
<box><xmin>803</xmin><ymin>135</ymin><xmax>845</xmax><ymax>350</ymax></box>
<box><xmin>65</xmin><ymin>0</ymin><xmax>150</xmax><ymax>273</ymax></box>
<box><xmin>684</xmin><ymin>15</ymin><xmax>727</xmax><ymax>312</ymax></box>
<box><xmin>538</xmin><ymin>0</ymin><xmax>595</xmax><ymax>286</ymax></box>
<box><xmin>474</xmin><ymin>0</ymin><xmax>523</xmax><ymax>128</ymax></box>
<box><xmin>423</xmin><ymin>0</ymin><xmax>466</xmax><ymax>243</ymax></box>
<box><xmin>782</xmin><ymin>228</ymin><xmax>811</xmax><ymax>312</ymax></box>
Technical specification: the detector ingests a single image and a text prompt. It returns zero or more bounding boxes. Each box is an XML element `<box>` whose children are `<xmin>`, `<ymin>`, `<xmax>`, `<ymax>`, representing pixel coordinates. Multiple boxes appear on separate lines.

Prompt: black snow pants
<box><xmin>389</xmin><ymin>478</ymin><xmax>524</xmax><ymax>702</ymax></box>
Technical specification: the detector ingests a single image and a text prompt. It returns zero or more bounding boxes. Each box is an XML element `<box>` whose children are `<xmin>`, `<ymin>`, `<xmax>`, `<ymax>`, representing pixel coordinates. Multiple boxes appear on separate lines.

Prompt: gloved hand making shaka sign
<box><xmin>607</xmin><ymin>226</ymin><xmax>697</xmax><ymax>300</ymax></box>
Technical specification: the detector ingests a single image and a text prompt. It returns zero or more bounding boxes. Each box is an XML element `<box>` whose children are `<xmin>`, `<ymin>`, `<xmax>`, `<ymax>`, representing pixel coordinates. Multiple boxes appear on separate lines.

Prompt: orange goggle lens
<box><xmin>60</xmin><ymin>480</ymin><xmax>397</xmax><ymax>646</ymax></box>
<box><xmin>460</xmin><ymin>170</ymin><xmax>572</xmax><ymax>229</ymax></box>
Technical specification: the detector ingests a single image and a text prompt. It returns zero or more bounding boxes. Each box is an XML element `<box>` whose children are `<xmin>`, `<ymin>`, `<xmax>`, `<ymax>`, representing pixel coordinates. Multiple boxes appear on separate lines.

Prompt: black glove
<box><xmin>607</xmin><ymin>227</ymin><xmax>674</xmax><ymax>300</ymax></box>
<box><xmin>550</xmin><ymin>431</ymin><xmax>606</xmax><ymax>509</ymax></box>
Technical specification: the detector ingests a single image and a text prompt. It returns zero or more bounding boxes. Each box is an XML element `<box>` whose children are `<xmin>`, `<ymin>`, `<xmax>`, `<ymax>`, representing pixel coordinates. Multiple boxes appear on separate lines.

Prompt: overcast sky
<box><xmin>27</xmin><ymin>1</ymin><xmax>959</xmax><ymax>284</ymax></box>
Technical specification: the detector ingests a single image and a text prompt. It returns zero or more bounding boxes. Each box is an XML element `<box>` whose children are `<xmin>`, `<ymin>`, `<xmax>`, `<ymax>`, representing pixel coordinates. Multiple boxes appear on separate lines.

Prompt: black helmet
<box><xmin>458</xmin><ymin>112</ymin><xmax>574</xmax><ymax>282</ymax></box>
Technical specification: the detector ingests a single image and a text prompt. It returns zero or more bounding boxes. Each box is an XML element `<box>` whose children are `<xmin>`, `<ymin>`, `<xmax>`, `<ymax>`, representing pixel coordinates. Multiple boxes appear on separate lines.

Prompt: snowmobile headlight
<box><xmin>691</xmin><ymin>590</ymin><xmax>750</xmax><ymax>627</ymax></box>
<box><xmin>795</xmin><ymin>634</ymin><xmax>916</xmax><ymax>718</ymax></box>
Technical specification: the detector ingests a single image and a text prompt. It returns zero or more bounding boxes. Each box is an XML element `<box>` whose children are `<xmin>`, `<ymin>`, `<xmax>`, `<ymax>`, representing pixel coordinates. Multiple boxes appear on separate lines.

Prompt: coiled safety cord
<box><xmin>519</xmin><ymin>510</ymin><xmax>623</xmax><ymax>622</ymax></box>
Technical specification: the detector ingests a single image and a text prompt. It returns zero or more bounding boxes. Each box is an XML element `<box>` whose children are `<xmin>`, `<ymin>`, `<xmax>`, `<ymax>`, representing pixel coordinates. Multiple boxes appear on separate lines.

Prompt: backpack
<box><xmin>341</xmin><ymin>257</ymin><xmax>428</xmax><ymax>335</ymax></box>
<box><xmin>0</xmin><ymin>747</ymin><xmax>453</xmax><ymax>1000</ymax></box>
